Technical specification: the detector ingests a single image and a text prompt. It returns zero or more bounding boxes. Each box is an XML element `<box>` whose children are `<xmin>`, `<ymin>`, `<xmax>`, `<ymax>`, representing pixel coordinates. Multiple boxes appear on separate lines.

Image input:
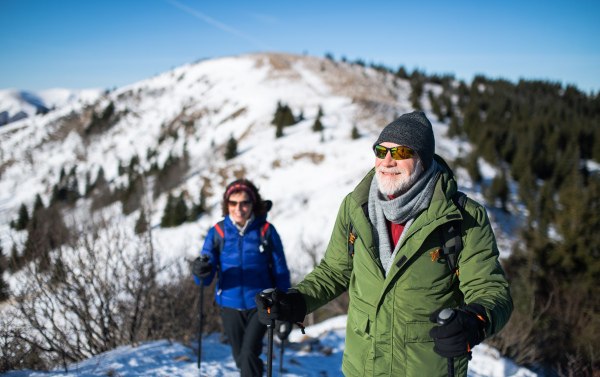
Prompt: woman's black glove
<box><xmin>429</xmin><ymin>303</ymin><xmax>488</xmax><ymax>358</ymax></box>
<box><xmin>255</xmin><ymin>288</ymin><xmax>307</xmax><ymax>327</ymax></box>
<box><xmin>192</xmin><ymin>256</ymin><xmax>212</xmax><ymax>279</ymax></box>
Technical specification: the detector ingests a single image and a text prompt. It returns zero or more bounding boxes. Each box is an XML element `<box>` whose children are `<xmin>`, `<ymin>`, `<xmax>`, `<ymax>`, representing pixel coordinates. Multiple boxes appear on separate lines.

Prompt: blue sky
<box><xmin>1</xmin><ymin>0</ymin><xmax>599</xmax><ymax>93</ymax></box>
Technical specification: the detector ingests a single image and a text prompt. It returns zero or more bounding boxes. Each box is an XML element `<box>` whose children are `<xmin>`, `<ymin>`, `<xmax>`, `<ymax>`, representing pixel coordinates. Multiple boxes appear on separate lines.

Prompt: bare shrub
<box><xmin>1</xmin><ymin>210</ymin><xmax>223</xmax><ymax>372</ymax></box>
<box><xmin>142</xmin><ymin>258</ymin><xmax>223</xmax><ymax>344</ymax></box>
<box><xmin>0</xmin><ymin>315</ymin><xmax>50</xmax><ymax>372</ymax></box>
<box><xmin>297</xmin><ymin>236</ymin><xmax>349</xmax><ymax>325</ymax></box>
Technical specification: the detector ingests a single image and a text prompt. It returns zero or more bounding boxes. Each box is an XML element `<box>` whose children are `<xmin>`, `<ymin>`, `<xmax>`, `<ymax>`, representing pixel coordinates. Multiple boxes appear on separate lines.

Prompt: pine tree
<box><xmin>317</xmin><ymin>106</ymin><xmax>324</xmax><ymax>119</ymax></box>
<box><xmin>429</xmin><ymin>91</ymin><xmax>443</xmax><ymax>121</ymax></box>
<box><xmin>59</xmin><ymin>166</ymin><xmax>66</xmax><ymax>184</ymax></box>
<box><xmin>410</xmin><ymin>79</ymin><xmax>423</xmax><ymax>110</ymax></box>
<box><xmin>118</xmin><ymin>160</ymin><xmax>126</xmax><ymax>176</ymax></box>
<box><xmin>129</xmin><ymin>155</ymin><xmax>140</xmax><ymax>172</ymax></box>
<box><xmin>50</xmin><ymin>184</ymin><xmax>59</xmax><ymax>206</ymax></box>
<box><xmin>161</xmin><ymin>194</ymin><xmax>175</xmax><ymax>227</ymax></box>
<box><xmin>8</xmin><ymin>244</ymin><xmax>20</xmax><ymax>272</ymax></box>
<box><xmin>94</xmin><ymin>167</ymin><xmax>107</xmax><ymax>189</ymax></box>
<box><xmin>351</xmin><ymin>124</ymin><xmax>360</xmax><ymax>139</ymax></box>
<box><xmin>275</xmin><ymin>122</ymin><xmax>284</xmax><ymax>138</ymax></box>
<box><xmin>188</xmin><ymin>192</ymin><xmax>206</xmax><ymax>222</ymax></box>
<box><xmin>225</xmin><ymin>135</ymin><xmax>238</xmax><ymax>160</ymax></box>
<box><xmin>68</xmin><ymin>175</ymin><xmax>79</xmax><ymax>204</ymax></box>
<box><xmin>466</xmin><ymin>154</ymin><xmax>482</xmax><ymax>183</ymax></box>
<box><xmin>486</xmin><ymin>173</ymin><xmax>510</xmax><ymax>211</ymax></box>
<box><xmin>312</xmin><ymin>117</ymin><xmax>324</xmax><ymax>132</ymax></box>
<box><xmin>16</xmin><ymin>203</ymin><xmax>29</xmax><ymax>231</ymax></box>
<box><xmin>0</xmin><ymin>243</ymin><xmax>9</xmax><ymax>301</ymax></box>
<box><xmin>33</xmin><ymin>194</ymin><xmax>44</xmax><ymax>213</ymax></box>
<box><xmin>282</xmin><ymin>105</ymin><xmax>296</xmax><ymax>126</ymax></box>
<box><xmin>172</xmin><ymin>194</ymin><xmax>188</xmax><ymax>226</ymax></box>
<box><xmin>272</xmin><ymin>101</ymin><xmax>284</xmax><ymax>126</ymax></box>
<box><xmin>447</xmin><ymin>114</ymin><xmax>462</xmax><ymax>138</ymax></box>
<box><xmin>395</xmin><ymin>66</ymin><xmax>408</xmax><ymax>79</ymax></box>
<box><xmin>85</xmin><ymin>171</ymin><xmax>93</xmax><ymax>196</ymax></box>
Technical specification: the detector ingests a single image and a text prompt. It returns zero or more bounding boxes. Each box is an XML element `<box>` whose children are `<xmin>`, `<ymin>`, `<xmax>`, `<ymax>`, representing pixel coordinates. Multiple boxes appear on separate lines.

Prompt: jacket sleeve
<box><xmin>294</xmin><ymin>195</ymin><xmax>353</xmax><ymax>314</ymax></box>
<box><xmin>458</xmin><ymin>201</ymin><xmax>514</xmax><ymax>338</ymax></box>
<box><xmin>269</xmin><ymin>225</ymin><xmax>291</xmax><ymax>291</ymax></box>
<box><xmin>194</xmin><ymin>226</ymin><xmax>219</xmax><ymax>287</ymax></box>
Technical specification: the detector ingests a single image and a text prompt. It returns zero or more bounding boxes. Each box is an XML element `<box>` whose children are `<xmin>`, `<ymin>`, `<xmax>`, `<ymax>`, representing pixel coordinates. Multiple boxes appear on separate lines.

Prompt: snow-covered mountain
<box><xmin>0</xmin><ymin>53</ymin><xmax>516</xmax><ymax>273</ymax></box>
<box><xmin>0</xmin><ymin>52</ymin><xmax>526</xmax><ymax>375</ymax></box>
<box><xmin>0</xmin><ymin>88</ymin><xmax>103</xmax><ymax>126</ymax></box>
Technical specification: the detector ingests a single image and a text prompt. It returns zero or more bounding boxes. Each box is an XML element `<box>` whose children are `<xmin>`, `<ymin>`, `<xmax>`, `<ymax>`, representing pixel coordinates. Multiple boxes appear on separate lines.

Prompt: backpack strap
<box><xmin>347</xmin><ymin>202</ymin><xmax>370</xmax><ymax>261</ymax></box>
<box><xmin>439</xmin><ymin>191</ymin><xmax>467</xmax><ymax>275</ymax></box>
<box><xmin>212</xmin><ymin>220</ymin><xmax>225</xmax><ymax>278</ymax></box>
<box><xmin>260</xmin><ymin>222</ymin><xmax>277</xmax><ymax>287</ymax></box>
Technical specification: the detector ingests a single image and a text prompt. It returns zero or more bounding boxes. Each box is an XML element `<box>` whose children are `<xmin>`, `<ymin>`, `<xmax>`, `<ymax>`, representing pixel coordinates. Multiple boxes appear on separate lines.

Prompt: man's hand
<box><xmin>429</xmin><ymin>303</ymin><xmax>488</xmax><ymax>358</ymax></box>
<box><xmin>255</xmin><ymin>288</ymin><xmax>307</xmax><ymax>327</ymax></box>
<box><xmin>192</xmin><ymin>256</ymin><xmax>212</xmax><ymax>279</ymax></box>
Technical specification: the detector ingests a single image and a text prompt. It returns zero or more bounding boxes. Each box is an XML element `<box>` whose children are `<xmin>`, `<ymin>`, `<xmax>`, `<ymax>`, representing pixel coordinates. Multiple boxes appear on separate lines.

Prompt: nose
<box><xmin>382</xmin><ymin>150</ymin><xmax>396</xmax><ymax>165</ymax></box>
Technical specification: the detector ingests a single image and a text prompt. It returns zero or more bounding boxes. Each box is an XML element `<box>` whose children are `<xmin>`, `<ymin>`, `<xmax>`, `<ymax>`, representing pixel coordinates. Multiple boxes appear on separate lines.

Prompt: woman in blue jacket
<box><xmin>193</xmin><ymin>179</ymin><xmax>291</xmax><ymax>377</ymax></box>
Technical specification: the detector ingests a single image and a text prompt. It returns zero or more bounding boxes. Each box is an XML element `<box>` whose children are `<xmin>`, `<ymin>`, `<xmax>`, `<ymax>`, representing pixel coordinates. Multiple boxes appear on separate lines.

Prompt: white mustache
<box><xmin>378</xmin><ymin>168</ymin><xmax>404</xmax><ymax>175</ymax></box>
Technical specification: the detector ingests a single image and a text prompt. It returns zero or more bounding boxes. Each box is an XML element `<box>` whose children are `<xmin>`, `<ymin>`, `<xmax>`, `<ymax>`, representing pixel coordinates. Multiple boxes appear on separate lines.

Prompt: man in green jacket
<box><xmin>256</xmin><ymin>111</ymin><xmax>513</xmax><ymax>377</ymax></box>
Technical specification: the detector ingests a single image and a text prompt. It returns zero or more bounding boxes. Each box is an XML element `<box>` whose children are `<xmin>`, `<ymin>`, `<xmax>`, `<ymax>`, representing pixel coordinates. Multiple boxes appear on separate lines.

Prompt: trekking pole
<box><xmin>279</xmin><ymin>338</ymin><xmax>285</xmax><ymax>377</ymax></box>
<box><xmin>277</xmin><ymin>322</ymin><xmax>289</xmax><ymax>377</ymax></box>
<box><xmin>197</xmin><ymin>254</ymin><xmax>210</xmax><ymax>374</ymax></box>
<box><xmin>260</xmin><ymin>288</ymin><xmax>276</xmax><ymax>377</ymax></box>
<box><xmin>436</xmin><ymin>308</ymin><xmax>456</xmax><ymax>377</ymax></box>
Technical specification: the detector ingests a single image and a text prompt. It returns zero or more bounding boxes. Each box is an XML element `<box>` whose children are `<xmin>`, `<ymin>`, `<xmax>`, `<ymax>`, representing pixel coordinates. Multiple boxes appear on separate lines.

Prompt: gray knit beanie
<box><xmin>373</xmin><ymin>111</ymin><xmax>435</xmax><ymax>170</ymax></box>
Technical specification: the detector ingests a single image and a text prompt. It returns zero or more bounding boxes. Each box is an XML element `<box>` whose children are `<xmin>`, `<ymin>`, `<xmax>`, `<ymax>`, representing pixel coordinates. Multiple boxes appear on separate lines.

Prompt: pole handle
<box><xmin>436</xmin><ymin>308</ymin><xmax>455</xmax><ymax>325</ymax></box>
<box><xmin>436</xmin><ymin>308</ymin><xmax>456</xmax><ymax>377</ymax></box>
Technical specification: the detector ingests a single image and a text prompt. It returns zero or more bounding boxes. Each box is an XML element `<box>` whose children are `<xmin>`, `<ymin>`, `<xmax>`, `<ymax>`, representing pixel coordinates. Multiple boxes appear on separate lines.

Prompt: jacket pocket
<box><xmin>343</xmin><ymin>304</ymin><xmax>373</xmax><ymax>375</ymax></box>
<box><xmin>404</xmin><ymin>321</ymin><xmax>446</xmax><ymax>377</ymax></box>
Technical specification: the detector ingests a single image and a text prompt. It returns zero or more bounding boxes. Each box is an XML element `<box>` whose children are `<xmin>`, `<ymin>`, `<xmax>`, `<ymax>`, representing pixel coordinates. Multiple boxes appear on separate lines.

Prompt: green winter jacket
<box><xmin>295</xmin><ymin>155</ymin><xmax>513</xmax><ymax>377</ymax></box>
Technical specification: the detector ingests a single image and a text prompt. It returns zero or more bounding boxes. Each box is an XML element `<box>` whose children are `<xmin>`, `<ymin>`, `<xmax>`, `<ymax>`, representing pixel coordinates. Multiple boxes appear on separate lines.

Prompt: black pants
<box><xmin>220</xmin><ymin>306</ymin><xmax>267</xmax><ymax>377</ymax></box>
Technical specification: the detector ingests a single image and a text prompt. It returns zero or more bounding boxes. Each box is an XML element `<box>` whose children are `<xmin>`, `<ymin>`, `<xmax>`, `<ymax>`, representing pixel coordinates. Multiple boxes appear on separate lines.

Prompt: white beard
<box><xmin>376</xmin><ymin>160</ymin><xmax>423</xmax><ymax>197</ymax></box>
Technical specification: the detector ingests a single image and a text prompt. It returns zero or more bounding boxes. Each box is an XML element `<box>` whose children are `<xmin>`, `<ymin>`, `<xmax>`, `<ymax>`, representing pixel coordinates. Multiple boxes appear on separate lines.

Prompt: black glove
<box><xmin>255</xmin><ymin>288</ymin><xmax>307</xmax><ymax>327</ymax></box>
<box><xmin>276</xmin><ymin>321</ymin><xmax>293</xmax><ymax>341</ymax></box>
<box><xmin>429</xmin><ymin>303</ymin><xmax>488</xmax><ymax>358</ymax></box>
<box><xmin>192</xmin><ymin>256</ymin><xmax>212</xmax><ymax>279</ymax></box>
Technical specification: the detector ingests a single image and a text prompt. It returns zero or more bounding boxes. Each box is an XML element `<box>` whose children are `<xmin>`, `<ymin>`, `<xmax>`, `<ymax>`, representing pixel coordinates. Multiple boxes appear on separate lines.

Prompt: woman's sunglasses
<box><xmin>228</xmin><ymin>200</ymin><xmax>252</xmax><ymax>208</ymax></box>
<box><xmin>373</xmin><ymin>145</ymin><xmax>415</xmax><ymax>160</ymax></box>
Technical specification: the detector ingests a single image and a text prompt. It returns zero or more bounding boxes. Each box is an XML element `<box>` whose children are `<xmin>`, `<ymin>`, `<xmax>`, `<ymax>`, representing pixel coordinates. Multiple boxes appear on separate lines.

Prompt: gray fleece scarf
<box><xmin>368</xmin><ymin>161</ymin><xmax>441</xmax><ymax>275</ymax></box>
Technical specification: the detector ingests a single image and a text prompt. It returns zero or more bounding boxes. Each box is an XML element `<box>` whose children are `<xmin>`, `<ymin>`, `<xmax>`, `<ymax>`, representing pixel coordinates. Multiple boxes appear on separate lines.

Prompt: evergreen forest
<box><xmin>440</xmin><ymin>75</ymin><xmax>600</xmax><ymax>376</ymax></box>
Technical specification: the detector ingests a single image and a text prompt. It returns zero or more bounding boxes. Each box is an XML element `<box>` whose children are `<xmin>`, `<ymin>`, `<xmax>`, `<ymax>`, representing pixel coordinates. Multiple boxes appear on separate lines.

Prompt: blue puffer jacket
<box><xmin>194</xmin><ymin>215</ymin><xmax>291</xmax><ymax>310</ymax></box>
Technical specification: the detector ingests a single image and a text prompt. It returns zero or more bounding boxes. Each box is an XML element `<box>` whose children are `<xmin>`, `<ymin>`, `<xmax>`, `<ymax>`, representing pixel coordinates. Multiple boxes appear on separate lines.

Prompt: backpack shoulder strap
<box><xmin>348</xmin><ymin>202</ymin><xmax>370</xmax><ymax>261</ymax></box>
<box><xmin>260</xmin><ymin>222</ymin><xmax>277</xmax><ymax>287</ymax></box>
<box><xmin>213</xmin><ymin>220</ymin><xmax>225</xmax><ymax>253</ymax></box>
<box><xmin>439</xmin><ymin>191</ymin><xmax>467</xmax><ymax>274</ymax></box>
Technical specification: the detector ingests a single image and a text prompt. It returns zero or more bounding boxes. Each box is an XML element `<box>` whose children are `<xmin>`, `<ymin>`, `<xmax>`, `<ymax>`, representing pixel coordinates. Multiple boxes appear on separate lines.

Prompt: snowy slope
<box><xmin>0</xmin><ymin>53</ymin><xmax>517</xmax><ymax>279</ymax></box>
<box><xmin>2</xmin><ymin>315</ymin><xmax>539</xmax><ymax>377</ymax></box>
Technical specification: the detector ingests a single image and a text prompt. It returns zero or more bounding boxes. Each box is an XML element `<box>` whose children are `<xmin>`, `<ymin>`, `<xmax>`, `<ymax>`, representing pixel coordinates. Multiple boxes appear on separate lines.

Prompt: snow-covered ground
<box><xmin>1</xmin><ymin>315</ymin><xmax>538</xmax><ymax>377</ymax></box>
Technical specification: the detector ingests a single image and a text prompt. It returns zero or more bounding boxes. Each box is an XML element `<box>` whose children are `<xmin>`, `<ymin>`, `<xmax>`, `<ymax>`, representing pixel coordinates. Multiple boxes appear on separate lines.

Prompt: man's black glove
<box><xmin>255</xmin><ymin>288</ymin><xmax>307</xmax><ymax>327</ymax></box>
<box><xmin>192</xmin><ymin>256</ymin><xmax>212</xmax><ymax>279</ymax></box>
<box><xmin>276</xmin><ymin>321</ymin><xmax>293</xmax><ymax>341</ymax></box>
<box><xmin>429</xmin><ymin>303</ymin><xmax>488</xmax><ymax>358</ymax></box>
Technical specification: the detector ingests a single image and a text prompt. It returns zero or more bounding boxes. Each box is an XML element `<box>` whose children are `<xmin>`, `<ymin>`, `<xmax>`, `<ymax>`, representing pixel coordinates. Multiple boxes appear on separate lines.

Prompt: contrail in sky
<box><xmin>165</xmin><ymin>0</ymin><xmax>273</xmax><ymax>50</ymax></box>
